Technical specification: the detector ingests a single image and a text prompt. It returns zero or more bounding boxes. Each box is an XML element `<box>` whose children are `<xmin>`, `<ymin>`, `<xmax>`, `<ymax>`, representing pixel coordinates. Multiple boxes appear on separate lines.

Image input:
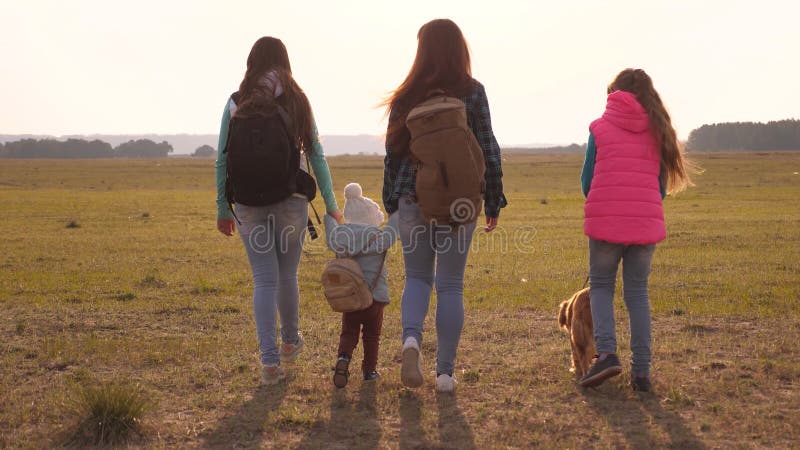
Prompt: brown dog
<box><xmin>557</xmin><ymin>287</ymin><xmax>595</xmax><ymax>378</ymax></box>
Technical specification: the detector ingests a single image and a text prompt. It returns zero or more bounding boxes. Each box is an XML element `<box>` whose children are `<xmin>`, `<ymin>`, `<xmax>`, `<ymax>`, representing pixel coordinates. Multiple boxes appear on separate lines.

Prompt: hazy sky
<box><xmin>1</xmin><ymin>0</ymin><xmax>798</xmax><ymax>145</ymax></box>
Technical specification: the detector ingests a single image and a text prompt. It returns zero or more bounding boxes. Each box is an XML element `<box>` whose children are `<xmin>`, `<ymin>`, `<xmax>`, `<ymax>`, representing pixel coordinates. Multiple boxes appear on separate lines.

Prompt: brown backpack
<box><xmin>321</xmin><ymin>238</ymin><xmax>387</xmax><ymax>313</ymax></box>
<box><xmin>406</xmin><ymin>94</ymin><xmax>486</xmax><ymax>224</ymax></box>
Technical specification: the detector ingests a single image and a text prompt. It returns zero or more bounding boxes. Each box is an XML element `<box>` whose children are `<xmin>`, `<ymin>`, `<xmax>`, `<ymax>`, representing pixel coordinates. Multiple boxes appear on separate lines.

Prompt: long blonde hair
<box><xmin>609</xmin><ymin>69</ymin><xmax>698</xmax><ymax>193</ymax></box>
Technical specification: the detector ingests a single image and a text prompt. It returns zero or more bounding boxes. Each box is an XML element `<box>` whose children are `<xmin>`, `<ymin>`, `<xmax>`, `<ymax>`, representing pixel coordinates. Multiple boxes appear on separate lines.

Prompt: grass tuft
<box><xmin>139</xmin><ymin>272</ymin><xmax>166</xmax><ymax>288</ymax></box>
<box><xmin>192</xmin><ymin>277</ymin><xmax>222</xmax><ymax>295</ymax></box>
<box><xmin>461</xmin><ymin>370</ymin><xmax>480</xmax><ymax>384</ymax></box>
<box><xmin>211</xmin><ymin>304</ymin><xmax>240</xmax><ymax>314</ymax></box>
<box><xmin>69</xmin><ymin>381</ymin><xmax>150</xmax><ymax>446</ymax></box>
<box><xmin>113</xmin><ymin>292</ymin><xmax>136</xmax><ymax>302</ymax></box>
<box><xmin>664</xmin><ymin>386</ymin><xmax>695</xmax><ymax>407</ymax></box>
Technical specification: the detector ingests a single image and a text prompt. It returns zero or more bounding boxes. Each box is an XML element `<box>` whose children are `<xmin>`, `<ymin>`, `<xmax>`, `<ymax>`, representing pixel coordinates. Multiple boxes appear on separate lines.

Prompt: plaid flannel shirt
<box><xmin>382</xmin><ymin>79</ymin><xmax>508</xmax><ymax>217</ymax></box>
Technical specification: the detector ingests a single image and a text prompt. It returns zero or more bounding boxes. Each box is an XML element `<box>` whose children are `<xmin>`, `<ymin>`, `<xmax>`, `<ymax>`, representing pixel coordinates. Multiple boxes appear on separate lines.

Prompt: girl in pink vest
<box><xmin>579</xmin><ymin>69</ymin><xmax>695</xmax><ymax>391</ymax></box>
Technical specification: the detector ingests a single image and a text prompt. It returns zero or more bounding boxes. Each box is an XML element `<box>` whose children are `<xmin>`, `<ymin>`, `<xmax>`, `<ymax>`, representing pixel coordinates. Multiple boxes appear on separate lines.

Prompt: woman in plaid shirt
<box><xmin>383</xmin><ymin>18</ymin><xmax>507</xmax><ymax>392</ymax></box>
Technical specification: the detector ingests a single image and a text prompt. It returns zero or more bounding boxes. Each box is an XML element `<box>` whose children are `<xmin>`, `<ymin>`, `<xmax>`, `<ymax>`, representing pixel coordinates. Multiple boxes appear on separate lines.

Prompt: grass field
<box><xmin>1</xmin><ymin>152</ymin><xmax>799</xmax><ymax>448</ymax></box>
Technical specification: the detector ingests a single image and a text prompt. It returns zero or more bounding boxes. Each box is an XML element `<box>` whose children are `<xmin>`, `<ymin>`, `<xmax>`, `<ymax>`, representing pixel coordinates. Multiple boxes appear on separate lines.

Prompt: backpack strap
<box><xmin>425</xmin><ymin>88</ymin><xmax>447</xmax><ymax>100</ymax></box>
<box><xmin>370</xmin><ymin>251</ymin><xmax>388</xmax><ymax>291</ymax></box>
<box><xmin>332</xmin><ymin>231</ymin><xmax>387</xmax><ymax>291</ymax></box>
<box><xmin>276</xmin><ymin>105</ymin><xmax>294</xmax><ymax>133</ymax></box>
<box><xmin>302</xmin><ymin>150</ymin><xmax>321</xmax><ymax>240</ymax></box>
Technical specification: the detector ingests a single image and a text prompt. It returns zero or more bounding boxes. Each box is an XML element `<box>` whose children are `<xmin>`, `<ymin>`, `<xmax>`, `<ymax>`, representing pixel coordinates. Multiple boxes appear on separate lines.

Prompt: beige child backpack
<box><xmin>405</xmin><ymin>92</ymin><xmax>486</xmax><ymax>224</ymax></box>
<box><xmin>321</xmin><ymin>239</ymin><xmax>387</xmax><ymax>313</ymax></box>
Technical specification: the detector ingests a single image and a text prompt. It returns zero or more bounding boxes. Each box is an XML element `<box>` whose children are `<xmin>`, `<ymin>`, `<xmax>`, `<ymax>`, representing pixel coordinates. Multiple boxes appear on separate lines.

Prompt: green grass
<box><xmin>1</xmin><ymin>152</ymin><xmax>799</xmax><ymax>448</ymax></box>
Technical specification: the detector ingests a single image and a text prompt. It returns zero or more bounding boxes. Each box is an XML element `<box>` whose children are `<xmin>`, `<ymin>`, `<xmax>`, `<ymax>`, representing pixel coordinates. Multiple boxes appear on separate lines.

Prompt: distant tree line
<box><xmin>0</xmin><ymin>138</ymin><xmax>174</xmax><ymax>158</ymax></box>
<box><xmin>687</xmin><ymin>119</ymin><xmax>800</xmax><ymax>151</ymax></box>
<box><xmin>192</xmin><ymin>144</ymin><xmax>217</xmax><ymax>158</ymax></box>
<box><xmin>504</xmin><ymin>143</ymin><xmax>585</xmax><ymax>153</ymax></box>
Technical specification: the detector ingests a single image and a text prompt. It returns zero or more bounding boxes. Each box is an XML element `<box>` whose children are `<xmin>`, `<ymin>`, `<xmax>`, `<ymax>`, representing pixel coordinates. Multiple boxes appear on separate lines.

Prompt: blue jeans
<box><xmin>398</xmin><ymin>196</ymin><xmax>476</xmax><ymax>376</ymax></box>
<box><xmin>589</xmin><ymin>238</ymin><xmax>655</xmax><ymax>377</ymax></box>
<box><xmin>236</xmin><ymin>196</ymin><xmax>308</xmax><ymax>366</ymax></box>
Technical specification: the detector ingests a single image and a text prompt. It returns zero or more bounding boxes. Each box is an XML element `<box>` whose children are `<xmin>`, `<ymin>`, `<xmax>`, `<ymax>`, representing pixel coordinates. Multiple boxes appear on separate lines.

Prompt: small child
<box><xmin>324</xmin><ymin>182</ymin><xmax>398</xmax><ymax>388</ymax></box>
<box><xmin>579</xmin><ymin>68</ymin><xmax>696</xmax><ymax>392</ymax></box>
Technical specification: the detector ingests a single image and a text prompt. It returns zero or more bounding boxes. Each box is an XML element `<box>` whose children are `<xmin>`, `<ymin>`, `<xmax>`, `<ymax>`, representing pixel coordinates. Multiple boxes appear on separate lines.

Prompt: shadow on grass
<box><xmin>199</xmin><ymin>383</ymin><xmax>287</xmax><ymax>449</ymax></box>
<box><xmin>437</xmin><ymin>392</ymin><xmax>476</xmax><ymax>450</ymax></box>
<box><xmin>296</xmin><ymin>382</ymin><xmax>382</xmax><ymax>449</ymax></box>
<box><xmin>399</xmin><ymin>390</ymin><xmax>429</xmax><ymax>449</ymax></box>
<box><xmin>398</xmin><ymin>389</ymin><xmax>476</xmax><ymax>449</ymax></box>
<box><xmin>582</xmin><ymin>385</ymin><xmax>707</xmax><ymax>449</ymax></box>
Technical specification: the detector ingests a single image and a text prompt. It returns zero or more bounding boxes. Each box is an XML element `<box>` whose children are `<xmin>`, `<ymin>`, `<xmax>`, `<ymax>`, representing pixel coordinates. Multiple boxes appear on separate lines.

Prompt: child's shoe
<box><xmin>435</xmin><ymin>373</ymin><xmax>457</xmax><ymax>393</ymax></box>
<box><xmin>280</xmin><ymin>333</ymin><xmax>305</xmax><ymax>362</ymax></box>
<box><xmin>400</xmin><ymin>337</ymin><xmax>424</xmax><ymax>388</ymax></box>
<box><xmin>333</xmin><ymin>356</ymin><xmax>350</xmax><ymax>388</ymax></box>
<box><xmin>579</xmin><ymin>353</ymin><xmax>622</xmax><ymax>387</ymax></box>
<box><xmin>363</xmin><ymin>371</ymin><xmax>380</xmax><ymax>382</ymax></box>
<box><xmin>631</xmin><ymin>375</ymin><xmax>652</xmax><ymax>392</ymax></box>
<box><xmin>261</xmin><ymin>364</ymin><xmax>286</xmax><ymax>386</ymax></box>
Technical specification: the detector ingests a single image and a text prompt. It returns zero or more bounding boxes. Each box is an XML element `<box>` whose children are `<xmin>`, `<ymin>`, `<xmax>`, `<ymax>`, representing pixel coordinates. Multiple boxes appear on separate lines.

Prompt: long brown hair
<box><xmin>383</xmin><ymin>19</ymin><xmax>474</xmax><ymax>159</ymax></box>
<box><xmin>608</xmin><ymin>68</ymin><xmax>697</xmax><ymax>193</ymax></box>
<box><xmin>235</xmin><ymin>37</ymin><xmax>316</xmax><ymax>154</ymax></box>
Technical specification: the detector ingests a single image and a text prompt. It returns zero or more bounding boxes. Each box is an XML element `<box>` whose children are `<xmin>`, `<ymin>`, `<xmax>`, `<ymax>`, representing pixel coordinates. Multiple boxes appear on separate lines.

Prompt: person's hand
<box><xmin>329</xmin><ymin>209</ymin><xmax>344</xmax><ymax>224</ymax></box>
<box><xmin>485</xmin><ymin>216</ymin><xmax>498</xmax><ymax>233</ymax></box>
<box><xmin>217</xmin><ymin>218</ymin><xmax>235</xmax><ymax>236</ymax></box>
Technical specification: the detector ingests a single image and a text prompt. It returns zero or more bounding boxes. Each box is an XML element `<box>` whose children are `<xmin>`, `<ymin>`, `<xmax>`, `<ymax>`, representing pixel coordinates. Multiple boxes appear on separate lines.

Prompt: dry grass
<box><xmin>1</xmin><ymin>152</ymin><xmax>799</xmax><ymax>448</ymax></box>
<box><xmin>67</xmin><ymin>381</ymin><xmax>151</xmax><ymax>446</ymax></box>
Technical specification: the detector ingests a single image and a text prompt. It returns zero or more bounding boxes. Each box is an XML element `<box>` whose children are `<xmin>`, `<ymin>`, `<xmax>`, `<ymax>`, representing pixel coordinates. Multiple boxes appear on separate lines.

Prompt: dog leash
<box><xmin>581</xmin><ymin>274</ymin><xmax>590</xmax><ymax>290</ymax></box>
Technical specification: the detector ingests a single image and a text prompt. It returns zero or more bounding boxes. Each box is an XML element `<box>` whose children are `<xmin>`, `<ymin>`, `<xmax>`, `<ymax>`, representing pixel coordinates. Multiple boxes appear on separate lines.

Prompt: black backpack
<box><xmin>224</xmin><ymin>92</ymin><xmax>320</xmax><ymax>237</ymax></box>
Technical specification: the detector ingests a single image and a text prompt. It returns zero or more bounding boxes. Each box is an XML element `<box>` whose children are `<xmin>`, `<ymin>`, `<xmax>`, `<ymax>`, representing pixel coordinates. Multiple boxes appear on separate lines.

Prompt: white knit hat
<box><xmin>343</xmin><ymin>183</ymin><xmax>385</xmax><ymax>227</ymax></box>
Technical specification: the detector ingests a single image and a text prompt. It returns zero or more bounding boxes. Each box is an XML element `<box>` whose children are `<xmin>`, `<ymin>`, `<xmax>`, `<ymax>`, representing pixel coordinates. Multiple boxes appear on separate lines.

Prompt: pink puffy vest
<box><xmin>584</xmin><ymin>91</ymin><xmax>665</xmax><ymax>245</ymax></box>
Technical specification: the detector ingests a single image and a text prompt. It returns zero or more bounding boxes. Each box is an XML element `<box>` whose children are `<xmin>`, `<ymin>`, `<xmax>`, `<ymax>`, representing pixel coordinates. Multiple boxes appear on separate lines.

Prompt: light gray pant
<box><xmin>398</xmin><ymin>196</ymin><xmax>476</xmax><ymax>376</ymax></box>
<box><xmin>589</xmin><ymin>238</ymin><xmax>655</xmax><ymax>377</ymax></box>
<box><xmin>236</xmin><ymin>196</ymin><xmax>308</xmax><ymax>366</ymax></box>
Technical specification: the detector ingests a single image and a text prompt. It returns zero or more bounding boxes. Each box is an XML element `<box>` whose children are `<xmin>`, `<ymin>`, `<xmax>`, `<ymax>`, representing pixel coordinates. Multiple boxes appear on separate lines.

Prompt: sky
<box><xmin>1</xmin><ymin>0</ymin><xmax>798</xmax><ymax>146</ymax></box>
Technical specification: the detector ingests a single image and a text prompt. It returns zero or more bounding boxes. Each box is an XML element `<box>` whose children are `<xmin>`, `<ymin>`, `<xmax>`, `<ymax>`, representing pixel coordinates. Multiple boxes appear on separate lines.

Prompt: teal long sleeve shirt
<box><xmin>580</xmin><ymin>132</ymin><xmax>667</xmax><ymax>199</ymax></box>
<box><xmin>215</xmin><ymin>98</ymin><xmax>339</xmax><ymax>220</ymax></box>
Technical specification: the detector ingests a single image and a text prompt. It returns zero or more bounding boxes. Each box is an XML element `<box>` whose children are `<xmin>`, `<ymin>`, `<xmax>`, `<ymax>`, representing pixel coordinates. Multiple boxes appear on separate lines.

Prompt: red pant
<box><xmin>337</xmin><ymin>301</ymin><xmax>385</xmax><ymax>374</ymax></box>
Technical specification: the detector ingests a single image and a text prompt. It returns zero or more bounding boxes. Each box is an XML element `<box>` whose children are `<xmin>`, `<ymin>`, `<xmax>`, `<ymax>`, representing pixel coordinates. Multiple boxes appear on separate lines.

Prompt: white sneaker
<box><xmin>280</xmin><ymin>333</ymin><xmax>305</xmax><ymax>362</ymax></box>
<box><xmin>261</xmin><ymin>364</ymin><xmax>286</xmax><ymax>386</ymax></box>
<box><xmin>435</xmin><ymin>373</ymin><xmax>457</xmax><ymax>393</ymax></box>
<box><xmin>400</xmin><ymin>337</ymin><xmax>424</xmax><ymax>388</ymax></box>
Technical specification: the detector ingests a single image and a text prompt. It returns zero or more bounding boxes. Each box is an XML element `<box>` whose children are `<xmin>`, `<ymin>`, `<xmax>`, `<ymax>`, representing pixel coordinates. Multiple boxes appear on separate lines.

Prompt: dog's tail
<box><xmin>557</xmin><ymin>300</ymin><xmax>569</xmax><ymax>331</ymax></box>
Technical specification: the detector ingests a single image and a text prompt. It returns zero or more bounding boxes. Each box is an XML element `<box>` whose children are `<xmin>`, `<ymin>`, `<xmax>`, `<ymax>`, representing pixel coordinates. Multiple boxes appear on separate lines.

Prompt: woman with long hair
<box><xmin>579</xmin><ymin>68</ymin><xmax>697</xmax><ymax>391</ymax></box>
<box><xmin>383</xmin><ymin>19</ymin><xmax>507</xmax><ymax>392</ymax></box>
<box><xmin>215</xmin><ymin>37</ymin><xmax>343</xmax><ymax>385</ymax></box>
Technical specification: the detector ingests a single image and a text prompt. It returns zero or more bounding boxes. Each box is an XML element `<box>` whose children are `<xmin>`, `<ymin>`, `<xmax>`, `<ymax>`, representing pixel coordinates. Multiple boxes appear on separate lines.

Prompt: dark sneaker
<box><xmin>631</xmin><ymin>375</ymin><xmax>652</xmax><ymax>392</ymax></box>
<box><xmin>333</xmin><ymin>356</ymin><xmax>350</xmax><ymax>388</ymax></box>
<box><xmin>579</xmin><ymin>354</ymin><xmax>623</xmax><ymax>387</ymax></box>
<box><xmin>363</xmin><ymin>371</ymin><xmax>380</xmax><ymax>382</ymax></box>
